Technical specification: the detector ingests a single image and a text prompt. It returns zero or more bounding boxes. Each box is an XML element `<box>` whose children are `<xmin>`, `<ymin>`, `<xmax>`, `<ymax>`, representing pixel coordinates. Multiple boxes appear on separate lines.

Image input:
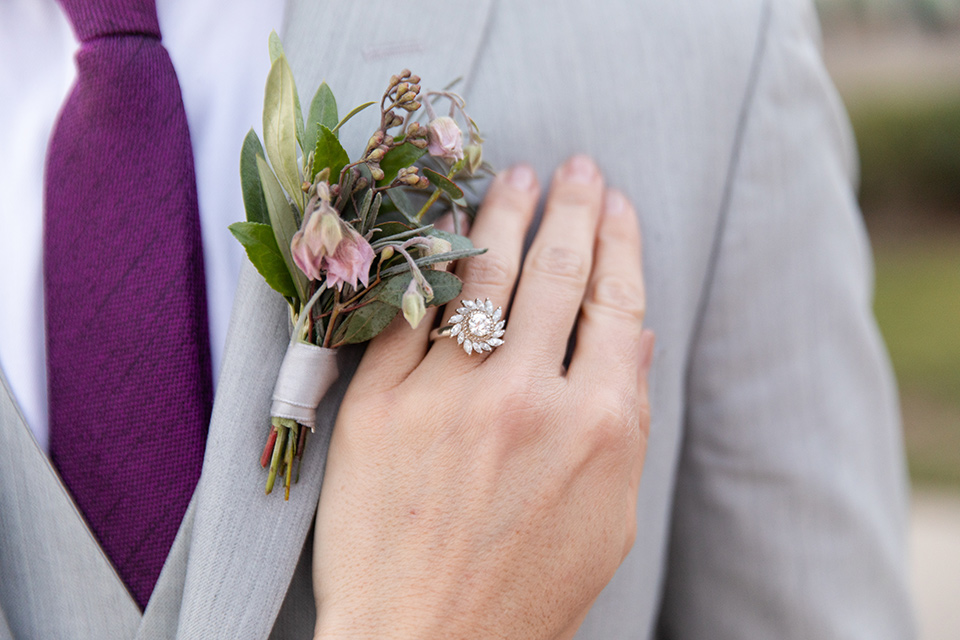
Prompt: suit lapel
<box><xmin>0</xmin><ymin>368</ymin><xmax>140</xmax><ymax>639</ymax></box>
<box><xmin>143</xmin><ymin>261</ymin><xmax>342</xmax><ymax>639</ymax></box>
<box><xmin>138</xmin><ymin>3</ymin><xmax>495</xmax><ymax>637</ymax></box>
<box><xmin>282</xmin><ymin>0</ymin><xmax>496</xmax><ymax>157</ymax></box>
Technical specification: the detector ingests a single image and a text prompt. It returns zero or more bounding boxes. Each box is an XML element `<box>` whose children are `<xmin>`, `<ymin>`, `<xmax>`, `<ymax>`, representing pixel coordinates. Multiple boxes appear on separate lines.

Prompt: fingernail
<box><xmin>561</xmin><ymin>154</ymin><xmax>598</xmax><ymax>183</ymax></box>
<box><xmin>505</xmin><ymin>164</ymin><xmax>536</xmax><ymax>191</ymax></box>
<box><xmin>605</xmin><ymin>189</ymin><xmax>627</xmax><ymax>217</ymax></box>
<box><xmin>640</xmin><ymin>330</ymin><xmax>656</xmax><ymax>376</ymax></box>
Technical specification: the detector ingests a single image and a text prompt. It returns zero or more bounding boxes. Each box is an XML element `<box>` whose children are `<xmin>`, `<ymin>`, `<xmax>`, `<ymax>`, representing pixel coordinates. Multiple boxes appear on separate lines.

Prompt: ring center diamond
<box><xmin>468</xmin><ymin>312</ymin><xmax>493</xmax><ymax>337</ymax></box>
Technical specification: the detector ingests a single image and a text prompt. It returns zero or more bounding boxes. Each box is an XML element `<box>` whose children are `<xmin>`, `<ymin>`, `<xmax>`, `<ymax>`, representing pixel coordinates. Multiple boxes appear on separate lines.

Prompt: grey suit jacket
<box><xmin>0</xmin><ymin>0</ymin><xmax>915</xmax><ymax>638</ymax></box>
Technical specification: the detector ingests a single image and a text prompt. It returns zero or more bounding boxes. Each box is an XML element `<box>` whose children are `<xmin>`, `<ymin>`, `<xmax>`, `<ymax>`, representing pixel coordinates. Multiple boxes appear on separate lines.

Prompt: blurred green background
<box><xmin>817</xmin><ymin>0</ymin><xmax>960</xmax><ymax>489</ymax></box>
<box><xmin>816</xmin><ymin>6</ymin><xmax>960</xmax><ymax>636</ymax></box>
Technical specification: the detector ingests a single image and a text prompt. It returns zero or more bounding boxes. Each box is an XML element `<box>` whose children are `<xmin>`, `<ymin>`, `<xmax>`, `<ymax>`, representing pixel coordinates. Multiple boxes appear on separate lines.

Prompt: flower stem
<box><xmin>284</xmin><ymin>422</ymin><xmax>297</xmax><ymax>500</ymax></box>
<box><xmin>260</xmin><ymin>427</ymin><xmax>278</xmax><ymax>468</ymax></box>
<box><xmin>322</xmin><ymin>289</ymin><xmax>342</xmax><ymax>348</ymax></box>
<box><xmin>266</xmin><ymin>424</ymin><xmax>287</xmax><ymax>495</ymax></box>
<box><xmin>295</xmin><ymin>427</ymin><xmax>308</xmax><ymax>484</ymax></box>
<box><xmin>415</xmin><ymin>189</ymin><xmax>442</xmax><ymax>222</ymax></box>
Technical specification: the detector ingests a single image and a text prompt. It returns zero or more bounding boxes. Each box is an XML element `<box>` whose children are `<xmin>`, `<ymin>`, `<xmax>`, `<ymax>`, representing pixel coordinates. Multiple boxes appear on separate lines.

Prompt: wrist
<box><xmin>313</xmin><ymin>606</ymin><xmax>445</xmax><ymax>640</ymax></box>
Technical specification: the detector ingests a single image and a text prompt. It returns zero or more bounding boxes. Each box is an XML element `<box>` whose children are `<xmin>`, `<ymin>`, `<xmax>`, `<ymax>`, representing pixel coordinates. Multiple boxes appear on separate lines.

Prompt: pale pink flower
<box><xmin>426</xmin><ymin>116</ymin><xmax>464</xmax><ymax>162</ymax></box>
<box><xmin>322</xmin><ymin>225</ymin><xmax>375</xmax><ymax>291</ymax></box>
<box><xmin>291</xmin><ymin>201</ymin><xmax>342</xmax><ymax>281</ymax></box>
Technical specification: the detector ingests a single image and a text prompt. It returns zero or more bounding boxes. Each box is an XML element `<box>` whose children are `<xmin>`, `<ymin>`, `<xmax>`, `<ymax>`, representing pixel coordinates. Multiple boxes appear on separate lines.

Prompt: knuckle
<box><xmin>587</xmin><ymin>389</ymin><xmax>640</xmax><ymax>451</ymax></box>
<box><xmin>460</xmin><ymin>250</ymin><xmax>514</xmax><ymax>288</ymax></box>
<box><xmin>490</xmin><ymin>375</ymin><xmax>557</xmax><ymax>442</ymax></box>
<box><xmin>589</xmin><ymin>276</ymin><xmax>645</xmax><ymax>322</ymax></box>
<box><xmin>528</xmin><ymin>245</ymin><xmax>588</xmax><ymax>282</ymax></box>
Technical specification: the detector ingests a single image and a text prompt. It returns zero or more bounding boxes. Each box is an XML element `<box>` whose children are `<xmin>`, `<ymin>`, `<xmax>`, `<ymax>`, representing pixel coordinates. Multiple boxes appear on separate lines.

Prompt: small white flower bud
<box><xmin>402</xmin><ymin>279</ymin><xmax>427</xmax><ymax>329</ymax></box>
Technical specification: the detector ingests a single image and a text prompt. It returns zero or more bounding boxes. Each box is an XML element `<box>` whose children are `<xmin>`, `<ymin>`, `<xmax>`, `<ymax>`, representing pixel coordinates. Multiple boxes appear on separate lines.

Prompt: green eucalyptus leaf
<box><xmin>313</xmin><ymin>125</ymin><xmax>350</xmax><ymax>183</ymax></box>
<box><xmin>306</xmin><ymin>82</ymin><xmax>338</xmax><ymax>153</ymax></box>
<box><xmin>332</xmin><ymin>300</ymin><xmax>399</xmax><ymax>346</ymax></box>
<box><xmin>240</xmin><ymin>129</ymin><xmax>268</xmax><ymax>224</ymax></box>
<box><xmin>263</xmin><ymin>55</ymin><xmax>303</xmax><ymax>211</ymax></box>
<box><xmin>428</xmin><ymin>228</ymin><xmax>474</xmax><ymax>253</ymax></box>
<box><xmin>380</xmin><ymin>247</ymin><xmax>487</xmax><ymax>278</ymax></box>
<box><xmin>423</xmin><ymin>167</ymin><xmax>464</xmax><ymax>199</ymax></box>
<box><xmin>332</xmin><ymin>101</ymin><xmax>376</xmax><ymax>135</ymax></box>
<box><xmin>387</xmin><ymin>188</ymin><xmax>419</xmax><ymax>223</ymax></box>
<box><xmin>228</xmin><ymin>221</ymin><xmax>297</xmax><ymax>298</ymax></box>
<box><xmin>377</xmin><ymin>143</ymin><xmax>427</xmax><ymax>187</ymax></box>
<box><xmin>257</xmin><ymin>154</ymin><xmax>308</xmax><ymax>302</ymax></box>
<box><xmin>377</xmin><ymin>269</ymin><xmax>463</xmax><ymax>308</ymax></box>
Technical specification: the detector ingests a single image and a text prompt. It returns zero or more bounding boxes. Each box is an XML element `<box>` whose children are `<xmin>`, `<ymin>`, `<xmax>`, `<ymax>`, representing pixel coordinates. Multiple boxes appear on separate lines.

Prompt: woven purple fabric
<box><xmin>44</xmin><ymin>0</ymin><xmax>212</xmax><ymax>609</ymax></box>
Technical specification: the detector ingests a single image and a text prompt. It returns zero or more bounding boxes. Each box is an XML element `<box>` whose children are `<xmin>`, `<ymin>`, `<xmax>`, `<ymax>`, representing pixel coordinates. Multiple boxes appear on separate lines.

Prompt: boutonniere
<box><xmin>230</xmin><ymin>33</ymin><xmax>490</xmax><ymax>498</ymax></box>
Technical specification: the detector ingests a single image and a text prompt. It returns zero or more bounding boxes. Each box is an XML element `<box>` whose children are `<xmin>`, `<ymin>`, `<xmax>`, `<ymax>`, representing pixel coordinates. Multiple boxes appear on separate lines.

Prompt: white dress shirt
<box><xmin>0</xmin><ymin>0</ymin><xmax>285</xmax><ymax>451</ymax></box>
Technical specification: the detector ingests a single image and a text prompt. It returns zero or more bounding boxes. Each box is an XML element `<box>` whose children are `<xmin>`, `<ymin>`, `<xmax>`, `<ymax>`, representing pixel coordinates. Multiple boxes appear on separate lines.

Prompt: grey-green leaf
<box><xmin>377</xmin><ymin>143</ymin><xmax>427</xmax><ymax>187</ymax></box>
<box><xmin>371</xmin><ymin>224</ymin><xmax>434</xmax><ymax>248</ymax></box>
<box><xmin>379</xmin><ymin>247</ymin><xmax>487</xmax><ymax>278</ymax></box>
<box><xmin>257</xmin><ymin>154</ymin><xmax>308</xmax><ymax>302</ymax></box>
<box><xmin>268</xmin><ymin>33</ymin><xmax>306</xmax><ymax>153</ymax></box>
<box><xmin>229</xmin><ymin>221</ymin><xmax>297</xmax><ymax>298</ymax></box>
<box><xmin>362</xmin><ymin>192</ymin><xmax>382</xmax><ymax>235</ymax></box>
<box><xmin>268</xmin><ymin>31</ymin><xmax>284</xmax><ymax>63</ymax></box>
<box><xmin>294</xmin><ymin>87</ymin><xmax>305</xmax><ymax>157</ymax></box>
<box><xmin>333</xmin><ymin>301</ymin><xmax>399</xmax><ymax>346</ymax></box>
<box><xmin>305</xmin><ymin>82</ymin><xmax>338</xmax><ymax>153</ymax></box>
<box><xmin>387</xmin><ymin>188</ymin><xmax>419</xmax><ymax>223</ymax></box>
<box><xmin>376</xmin><ymin>270</ymin><xmax>463</xmax><ymax>308</ymax></box>
<box><xmin>332</xmin><ymin>101</ymin><xmax>376</xmax><ymax>135</ymax></box>
<box><xmin>356</xmin><ymin>189</ymin><xmax>373</xmax><ymax>227</ymax></box>
<box><xmin>313</xmin><ymin>125</ymin><xmax>350</xmax><ymax>182</ymax></box>
<box><xmin>428</xmin><ymin>228</ymin><xmax>474</xmax><ymax>253</ymax></box>
<box><xmin>240</xmin><ymin>129</ymin><xmax>268</xmax><ymax>224</ymax></box>
<box><xmin>263</xmin><ymin>55</ymin><xmax>303</xmax><ymax>212</ymax></box>
<box><xmin>423</xmin><ymin>167</ymin><xmax>465</xmax><ymax>199</ymax></box>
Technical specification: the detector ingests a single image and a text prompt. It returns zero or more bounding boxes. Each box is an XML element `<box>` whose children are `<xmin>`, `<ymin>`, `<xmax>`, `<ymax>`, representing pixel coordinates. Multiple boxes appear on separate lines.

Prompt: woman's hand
<box><xmin>313</xmin><ymin>155</ymin><xmax>654</xmax><ymax>640</ymax></box>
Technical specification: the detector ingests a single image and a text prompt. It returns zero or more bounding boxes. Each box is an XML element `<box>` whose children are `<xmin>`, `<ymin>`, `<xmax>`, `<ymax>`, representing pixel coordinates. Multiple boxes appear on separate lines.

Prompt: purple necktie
<box><xmin>44</xmin><ymin>0</ymin><xmax>212</xmax><ymax>609</ymax></box>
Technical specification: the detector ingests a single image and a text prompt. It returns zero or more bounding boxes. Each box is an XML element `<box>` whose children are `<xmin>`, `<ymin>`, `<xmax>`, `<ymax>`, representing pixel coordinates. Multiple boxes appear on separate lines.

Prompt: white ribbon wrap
<box><xmin>270</xmin><ymin>341</ymin><xmax>340</xmax><ymax>431</ymax></box>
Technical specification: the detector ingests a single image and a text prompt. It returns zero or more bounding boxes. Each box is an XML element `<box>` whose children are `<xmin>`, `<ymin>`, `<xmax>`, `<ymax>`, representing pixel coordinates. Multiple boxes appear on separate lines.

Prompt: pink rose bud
<box><xmin>402</xmin><ymin>279</ymin><xmax>427</xmax><ymax>329</ymax></box>
<box><xmin>291</xmin><ymin>202</ymin><xmax>342</xmax><ymax>281</ymax></box>
<box><xmin>426</xmin><ymin>116</ymin><xmax>464</xmax><ymax>162</ymax></box>
<box><xmin>322</xmin><ymin>225</ymin><xmax>376</xmax><ymax>292</ymax></box>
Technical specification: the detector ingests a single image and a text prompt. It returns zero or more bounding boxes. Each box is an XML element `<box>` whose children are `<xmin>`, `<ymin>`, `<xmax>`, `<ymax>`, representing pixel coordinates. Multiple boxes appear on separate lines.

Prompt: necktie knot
<box><xmin>58</xmin><ymin>0</ymin><xmax>160</xmax><ymax>43</ymax></box>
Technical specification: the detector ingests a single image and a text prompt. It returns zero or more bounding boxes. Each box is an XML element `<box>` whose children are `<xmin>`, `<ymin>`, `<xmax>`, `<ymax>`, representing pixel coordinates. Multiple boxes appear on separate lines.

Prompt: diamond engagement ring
<box><xmin>431</xmin><ymin>298</ymin><xmax>505</xmax><ymax>355</ymax></box>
